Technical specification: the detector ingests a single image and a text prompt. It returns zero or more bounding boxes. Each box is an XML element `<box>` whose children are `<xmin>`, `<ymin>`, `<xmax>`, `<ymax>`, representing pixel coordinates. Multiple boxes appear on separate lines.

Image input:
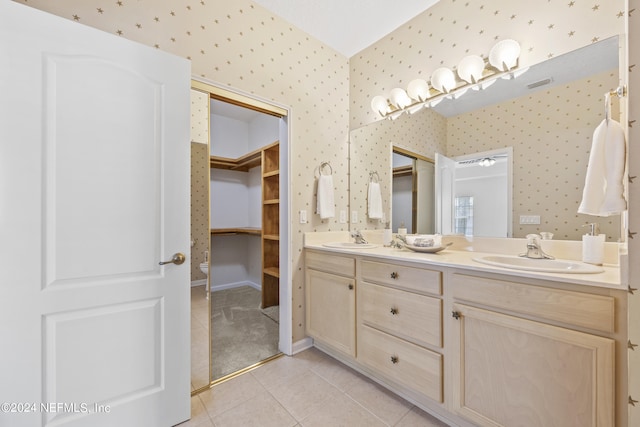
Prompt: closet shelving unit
<box><xmin>209</xmin><ymin>140</ymin><xmax>280</xmax><ymax>309</ymax></box>
<box><xmin>261</xmin><ymin>142</ymin><xmax>280</xmax><ymax>308</ymax></box>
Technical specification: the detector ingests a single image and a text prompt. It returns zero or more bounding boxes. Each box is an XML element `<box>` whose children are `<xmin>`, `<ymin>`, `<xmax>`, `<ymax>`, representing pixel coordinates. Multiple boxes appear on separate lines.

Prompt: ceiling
<box><xmin>251</xmin><ymin>0</ymin><xmax>441</xmax><ymax>58</ymax></box>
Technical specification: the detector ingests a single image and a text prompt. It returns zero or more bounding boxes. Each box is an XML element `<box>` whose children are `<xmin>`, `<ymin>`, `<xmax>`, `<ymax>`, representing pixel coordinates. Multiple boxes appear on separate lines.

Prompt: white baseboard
<box><xmin>191</xmin><ymin>279</ymin><xmax>207</xmax><ymax>288</ymax></box>
<box><xmin>210</xmin><ymin>280</ymin><xmax>261</xmax><ymax>293</ymax></box>
<box><xmin>291</xmin><ymin>337</ymin><xmax>314</xmax><ymax>355</ymax></box>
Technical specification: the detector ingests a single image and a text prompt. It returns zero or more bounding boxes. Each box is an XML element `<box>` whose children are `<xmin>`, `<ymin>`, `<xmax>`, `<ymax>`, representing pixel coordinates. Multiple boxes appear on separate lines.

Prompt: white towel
<box><xmin>578</xmin><ymin>118</ymin><xmax>627</xmax><ymax>216</ymax></box>
<box><xmin>368</xmin><ymin>181</ymin><xmax>383</xmax><ymax>219</ymax></box>
<box><xmin>316</xmin><ymin>174</ymin><xmax>335</xmax><ymax>219</ymax></box>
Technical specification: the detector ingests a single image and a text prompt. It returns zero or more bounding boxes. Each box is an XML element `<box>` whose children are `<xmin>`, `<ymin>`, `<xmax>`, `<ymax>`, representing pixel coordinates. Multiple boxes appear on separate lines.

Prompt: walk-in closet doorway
<box><xmin>190</xmin><ymin>80</ymin><xmax>291</xmax><ymax>394</ymax></box>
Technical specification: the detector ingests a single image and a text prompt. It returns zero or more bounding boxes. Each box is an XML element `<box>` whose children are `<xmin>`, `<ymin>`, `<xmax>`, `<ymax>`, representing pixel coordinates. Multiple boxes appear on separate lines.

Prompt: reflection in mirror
<box><xmin>392</xmin><ymin>148</ymin><xmax>435</xmax><ymax>234</ymax></box>
<box><xmin>350</xmin><ymin>36</ymin><xmax>622</xmax><ymax>241</ymax></box>
<box><xmin>435</xmin><ymin>148</ymin><xmax>512</xmax><ymax>238</ymax></box>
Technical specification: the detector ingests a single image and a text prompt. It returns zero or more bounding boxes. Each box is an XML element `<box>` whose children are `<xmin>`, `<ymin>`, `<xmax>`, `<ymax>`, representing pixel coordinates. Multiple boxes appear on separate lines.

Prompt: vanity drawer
<box><xmin>358</xmin><ymin>324</ymin><xmax>443</xmax><ymax>403</ymax></box>
<box><xmin>306</xmin><ymin>251</ymin><xmax>355</xmax><ymax>277</ymax></box>
<box><xmin>359</xmin><ymin>282</ymin><xmax>442</xmax><ymax>348</ymax></box>
<box><xmin>360</xmin><ymin>260</ymin><xmax>441</xmax><ymax>295</ymax></box>
<box><xmin>451</xmin><ymin>273</ymin><xmax>615</xmax><ymax>334</ymax></box>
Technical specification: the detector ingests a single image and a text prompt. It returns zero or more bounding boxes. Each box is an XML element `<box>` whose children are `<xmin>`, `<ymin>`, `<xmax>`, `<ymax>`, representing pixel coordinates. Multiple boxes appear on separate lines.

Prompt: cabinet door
<box><xmin>305</xmin><ymin>269</ymin><xmax>356</xmax><ymax>357</ymax></box>
<box><xmin>451</xmin><ymin>304</ymin><xmax>614</xmax><ymax>427</ymax></box>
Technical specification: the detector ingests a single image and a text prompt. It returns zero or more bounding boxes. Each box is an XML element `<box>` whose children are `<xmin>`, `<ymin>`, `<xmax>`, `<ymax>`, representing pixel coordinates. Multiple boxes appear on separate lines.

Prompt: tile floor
<box><xmin>179</xmin><ymin>346</ymin><xmax>450</xmax><ymax>427</ymax></box>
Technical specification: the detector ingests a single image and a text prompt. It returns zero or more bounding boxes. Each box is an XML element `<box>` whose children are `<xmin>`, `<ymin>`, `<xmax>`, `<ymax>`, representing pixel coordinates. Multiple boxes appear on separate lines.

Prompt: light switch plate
<box><xmin>351</xmin><ymin>210</ymin><xmax>358</xmax><ymax>224</ymax></box>
<box><xmin>299</xmin><ymin>210</ymin><xmax>307</xmax><ymax>224</ymax></box>
<box><xmin>519</xmin><ymin>215</ymin><xmax>540</xmax><ymax>225</ymax></box>
<box><xmin>339</xmin><ymin>210</ymin><xmax>347</xmax><ymax>223</ymax></box>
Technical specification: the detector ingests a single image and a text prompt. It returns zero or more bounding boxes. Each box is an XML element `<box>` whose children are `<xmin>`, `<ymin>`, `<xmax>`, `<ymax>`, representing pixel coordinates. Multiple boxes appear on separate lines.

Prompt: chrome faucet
<box><xmin>351</xmin><ymin>230</ymin><xmax>368</xmax><ymax>244</ymax></box>
<box><xmin>519</xmin><ymin>233</ymin><xmax>554</xmax><ymax>259</ymax></box>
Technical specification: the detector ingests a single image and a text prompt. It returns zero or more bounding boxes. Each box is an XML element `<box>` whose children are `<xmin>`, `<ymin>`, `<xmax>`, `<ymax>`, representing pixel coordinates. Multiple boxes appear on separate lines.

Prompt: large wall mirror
<box><xmin>350</xmin><ymin>36</ymin><xmax>623</xmax><ymax>241</ymax></box>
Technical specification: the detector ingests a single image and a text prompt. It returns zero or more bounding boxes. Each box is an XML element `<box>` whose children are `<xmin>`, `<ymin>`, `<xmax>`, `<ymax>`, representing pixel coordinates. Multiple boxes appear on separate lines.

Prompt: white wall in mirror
<box><xmin>436</xmin><ymin>148</ymin><xmax>512</xmax><ymax>238</ymax></box>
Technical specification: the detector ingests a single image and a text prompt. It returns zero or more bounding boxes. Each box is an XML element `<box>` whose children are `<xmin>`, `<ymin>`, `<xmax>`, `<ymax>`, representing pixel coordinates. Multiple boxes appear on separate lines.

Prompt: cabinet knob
<box><xmin>390</xmin><ymin>307</ymin><xmax>398</xmax><ymax>315</ymax></box>
<box><xmin>452</xmin><ymin>311</ymin><xmax>461</xmax><ymax>320</ymax></box>
<box><xmin>390</xmin><ymin>272</ymin><xmax>399</xmax><ymax>279</ymax></box>
<box><xmin>390</xmin><ymin>355</ymin><xmax>399</xmax><ymax>364</ymax></box>
<box><xmin>348</xmin><ymin>284</ymin><xmax>354</xmax><ymax>290</ymax></box>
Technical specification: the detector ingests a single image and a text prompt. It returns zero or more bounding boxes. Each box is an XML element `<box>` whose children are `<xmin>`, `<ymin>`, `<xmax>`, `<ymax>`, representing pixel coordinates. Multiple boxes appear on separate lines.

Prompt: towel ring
<box><xmin>369</xmin><ymin>171</ymin><xmax>380</xmax><ymax>183</ymax></box>
<box><xmin>319</xmin><ymin>161</ymin><xmax>333</xmax><ymax>176</ymax></box>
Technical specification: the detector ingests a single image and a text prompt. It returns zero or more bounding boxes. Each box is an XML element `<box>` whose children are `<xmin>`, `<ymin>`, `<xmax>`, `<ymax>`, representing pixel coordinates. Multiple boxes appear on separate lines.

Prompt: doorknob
<box><xmin>159</xmin><ymin>253</ymin><xmax>186</xmax><ymax>266</ymax></box>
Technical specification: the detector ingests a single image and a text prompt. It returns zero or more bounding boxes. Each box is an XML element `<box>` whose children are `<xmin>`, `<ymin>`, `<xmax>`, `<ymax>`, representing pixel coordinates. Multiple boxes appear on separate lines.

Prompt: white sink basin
<box><xmin>473</xmin><ymin>255</ymin><xmax>604</xmax><ymax>274</ymax></box>
<box><xmin>323</xmin><ymin>242</ymin><xmax>379</xmax><ymax>249</ymax></box>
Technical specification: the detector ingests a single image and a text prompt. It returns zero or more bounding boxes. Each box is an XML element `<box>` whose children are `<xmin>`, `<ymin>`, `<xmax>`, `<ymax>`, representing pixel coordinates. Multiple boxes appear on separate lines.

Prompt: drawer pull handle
<box><xmin>390</xmin><ymin>272</ymin><xmax>399</xmax><ymax>279</ymax></box>
<box><xmin>348</xmin><ymin>284</ymin><xmax>354</xmax><ymax>290</ymax></box>
<box><xmin>390</xmin><ymin>307</ymin><xmax>398</xmax><ymax>315</ymax></box>
<box><xmin>390</xmin><ymin>355</ymin><xmax>399</xmax><ymax>364</ymax></box>
<box><xmin>452</xmin><ymin>311</ymin><xmax>461</xmax><ymax>320</ymax></box>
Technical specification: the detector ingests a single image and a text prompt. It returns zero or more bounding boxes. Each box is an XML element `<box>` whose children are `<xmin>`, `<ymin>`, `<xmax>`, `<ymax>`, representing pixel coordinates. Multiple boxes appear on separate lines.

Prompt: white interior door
<box><xmin>0</xmin><ymin>2</ymin><xmax>191</xmax><ymax>426</ymax></box>
<box><xmin>435</xmin><ymin>153</ymin><xmax>457</xmax><ymax>235</ymax></box>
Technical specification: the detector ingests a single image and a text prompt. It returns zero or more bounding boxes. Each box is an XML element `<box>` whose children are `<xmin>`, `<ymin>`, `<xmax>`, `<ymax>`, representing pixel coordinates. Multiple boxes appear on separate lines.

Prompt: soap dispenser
<box><xmin>582</xmin><ymin>223</ymin><xmax>605</xmax><ymax>265</ymax></box>
<box><xmin>398</xmin><ymin>221</ymin><xmax>407</xmax><ymax>236</ymax></box>
<box><xmin>383</xmin><ymin>221</ymin><xmax>392</xmax><ymax>246</ymax></box>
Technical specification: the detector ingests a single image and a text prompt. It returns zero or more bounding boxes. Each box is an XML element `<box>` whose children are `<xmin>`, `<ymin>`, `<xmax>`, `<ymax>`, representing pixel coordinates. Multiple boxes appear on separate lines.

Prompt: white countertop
<box><xmin>304</xmin><ymin>231</ymin><xmax>623</xmax><ymax>290</ymax></box>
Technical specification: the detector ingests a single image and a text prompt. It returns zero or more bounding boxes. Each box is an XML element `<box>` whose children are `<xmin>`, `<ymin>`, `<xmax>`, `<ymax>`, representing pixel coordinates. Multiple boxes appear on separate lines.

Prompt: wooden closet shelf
<box><xmin>210</xmin><ymin>151</ymin><xmax>261</xmax><ymax>171</ymax></box>
<box><xmin>263</xmin><ymin>170</ymin><xmax>279</xmax><ymax>178</ymax></box>
<box><xmin>210</xmin><ymin>227</ymin><xmax>262</xmax><ymax>236</ymax></box>
<box><xmin>393</xmin><ymin>165</ymin><xmax>413</xmax><ymax>177</ymax></box>
<box><xmin>210</xmin><ymin>140</ymin><xmax>280</xmax><ymax>172</ymax></box>
<box><xmin>263</xmin><ymin>267</ymin><xmax>280</xmax><ymax>278</ymax></box>
<box><xmin>263</xmin><ymin>234</ymin><xmax>279</xmax><ymax>241</ymax></box>
<box><xmin>263</xmin><ymin>199</ymin><xmax>279</xmax><ymax>205</ymax></box>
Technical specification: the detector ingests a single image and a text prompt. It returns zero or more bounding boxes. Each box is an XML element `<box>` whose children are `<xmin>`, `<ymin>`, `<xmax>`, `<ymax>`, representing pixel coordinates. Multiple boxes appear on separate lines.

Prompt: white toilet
<box><xmin>199</xmin><ymin>262</ymin><xmax>208</xmax><ymax>276</ymax></box>
<box><xmin>200</xmin><ymin>251</ymin><xmax>209</xmax><ymax>299</ymax></box>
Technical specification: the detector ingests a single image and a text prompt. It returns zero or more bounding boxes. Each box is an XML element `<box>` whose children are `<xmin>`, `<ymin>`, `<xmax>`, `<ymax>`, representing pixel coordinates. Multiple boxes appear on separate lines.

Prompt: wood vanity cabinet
<box><xmin>357</xmin><ymin>260</ymin><xmax>444</xmax><ymax>404</ymax></box>
<box><xmin>450</xmin><ymin>273</ymin><xmax>616</xmax><ymax>427</ymax></box>
<box><xmin>304</xmin><ymin>248</ymin><xmax>625</xmax><ymax>427</ymax></box>
<box><xmin>305</xmin><ymin>250</ymin><xmax>356</xmax><ymax>357</ymax></box>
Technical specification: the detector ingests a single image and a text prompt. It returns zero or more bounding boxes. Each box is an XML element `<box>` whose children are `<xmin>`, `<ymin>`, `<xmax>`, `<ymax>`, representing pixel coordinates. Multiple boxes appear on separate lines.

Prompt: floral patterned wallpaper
<box><xmin>19</xmin><ymin>0</ymin><xmax>350</xmax><ymax>344</ymax></box>
<box><xmin>626</xmin><ymin>1</ymin><xmax>639</xmax><ymax>425</ymax></box>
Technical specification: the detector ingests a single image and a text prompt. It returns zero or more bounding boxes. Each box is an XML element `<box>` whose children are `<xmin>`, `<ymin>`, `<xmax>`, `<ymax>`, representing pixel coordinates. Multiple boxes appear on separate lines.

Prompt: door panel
<box><xmin>43</xmin><ymin>299</ymin><xmax>162</xmax><ymax>426</ymax></box>
<box><xmin>44</xmin><ymin>55</ymin><xmax>161</xmax><ymax>286</ymax></box>
<box><xmin>0</xmin><ymin>2</ymin><xmax>191</xmax><ymax>426</ymax></box>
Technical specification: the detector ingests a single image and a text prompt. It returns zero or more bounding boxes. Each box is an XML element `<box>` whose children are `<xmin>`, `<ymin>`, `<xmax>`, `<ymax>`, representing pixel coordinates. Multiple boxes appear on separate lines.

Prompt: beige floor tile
<box><xmin>268</xmin><ymin>369</ymin><xmax>341</xmax><ymax>421</ymax></box>
<box><xmin>395</xmin><ymin>406</ymin><xmax>452</xmax><ymax>426</ymax></box>
<box><xmin>308</xmin><ymin>351</ymin><xmax>365</xmax><ymax>392</ymax></box>
<box><xmin>211</xmin><ymin>390</ymin><xmax>297</xmax><ymax>427</ymax></box>
<box><xmin>199</xmin><ymin>372</ymin><xmax>265</xmax><ymax>419</ymax></box>
<box><xmin>250</xmin><ymin>352</ymin><xmax>314</xmax><ymax>390</ymax></box>
<box><xmin>346</xmin><ymin>377</ymin><xmax>413</xmax><ymax>426</ymax></box>
<box><xmin>191</xmin><ymin>365</ymin><xmax>210</xmax><ymax>391</ymax></box>
<box><xmin>176</xmin><ymin>395</ymin><xmax>214</xmax><ymax>427</ymax></box>
<box><xmin>299</xmin><ymin>393</ymin><xmax>387</xmax><ymax>427</ymax></box>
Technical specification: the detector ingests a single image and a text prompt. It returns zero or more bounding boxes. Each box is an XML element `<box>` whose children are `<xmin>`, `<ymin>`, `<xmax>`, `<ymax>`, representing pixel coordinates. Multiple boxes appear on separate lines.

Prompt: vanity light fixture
<box><xmin>370</xmin><ymin>39</ymin><xmax>523</xmax><ymax>119</ymax></box>
<box><xmin>478</xmin><ymin>157</ymin><xmax>496</xmax><ymax>167</ymax></box>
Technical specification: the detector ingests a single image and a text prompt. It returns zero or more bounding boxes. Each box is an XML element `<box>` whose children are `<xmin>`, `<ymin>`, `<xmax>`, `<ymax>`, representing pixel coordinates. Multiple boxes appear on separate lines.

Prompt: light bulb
<box><xmin>407</xmin><ymin>79</ymin><xmax>430</xmax><ymax>102</ymax></box>
<box><xmin>370</xmin><ymin>95</ymin><xmax>389</xmax><ymax>116</ymax></box>
<box><xmin>430</xmin><ymin>68</ymin><xmax>456</xmax><ymax>93</ymax></box>
<box><xmin>457</xmin><ymin>55</ymin><xmax>485</xmax><ymax>84</ymax></box>
<box><xmin>489</xmin><ymin>39</ymin><xmax>521</xmax><ymax>71</ymax></box>
<box><xmin>389</xmin><ymin>88</ymin><xmax>412</xmax><ymax>109</ymax></box>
